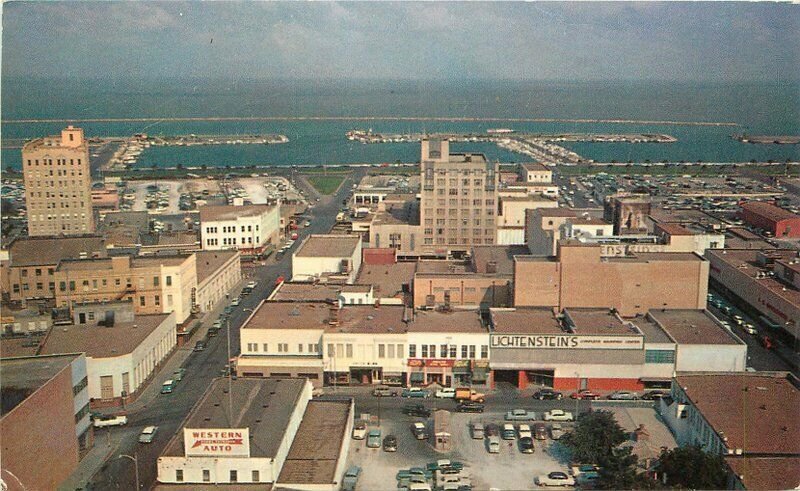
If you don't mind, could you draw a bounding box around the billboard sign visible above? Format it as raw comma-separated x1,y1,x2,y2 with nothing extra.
490,334,642,350
184,428,250,457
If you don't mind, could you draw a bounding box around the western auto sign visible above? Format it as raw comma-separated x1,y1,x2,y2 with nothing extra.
490,334,643,350
184,428,250,457
407,359,455,368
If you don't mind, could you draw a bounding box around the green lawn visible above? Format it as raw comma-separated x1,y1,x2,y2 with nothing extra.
304,174,347,195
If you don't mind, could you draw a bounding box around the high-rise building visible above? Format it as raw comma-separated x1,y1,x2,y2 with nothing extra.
22,126,94,236
419,139,499,254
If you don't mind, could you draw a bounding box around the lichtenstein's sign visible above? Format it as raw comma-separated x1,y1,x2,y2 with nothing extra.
184,428,250,457
490,334,642,350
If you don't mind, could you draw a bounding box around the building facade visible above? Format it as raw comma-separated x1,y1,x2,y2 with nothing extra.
22,126,94,236
419,139,500,254
292,235,362,284
199,203,280,254
739,201,800,238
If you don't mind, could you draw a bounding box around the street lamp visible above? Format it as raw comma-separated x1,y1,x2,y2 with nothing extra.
118,453,140,490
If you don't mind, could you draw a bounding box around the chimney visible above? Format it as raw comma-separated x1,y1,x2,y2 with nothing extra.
328,305,340,326
486,261,497,274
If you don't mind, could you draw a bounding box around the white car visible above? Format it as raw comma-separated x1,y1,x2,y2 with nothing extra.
352,421,367,440
544,409,574,422
230,297,240,306
138,425,158,443
518,424,532,439
550,423,565,440
246,280,257,289
536,471,576,487
744,323,757,335
93,414,128,428
435,388,456,399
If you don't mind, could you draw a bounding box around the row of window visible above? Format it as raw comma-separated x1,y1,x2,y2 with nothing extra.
424,207,495,217
175,469,260,483
245,343,321,354
423,237,494,246
26,158,83,166
409,344,488,359
206,224,260,234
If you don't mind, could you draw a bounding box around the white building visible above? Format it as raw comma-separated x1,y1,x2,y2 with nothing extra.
520,163,553,184
292,235,362,284
40,311,177,402
194,250,242,312
199,202,279,254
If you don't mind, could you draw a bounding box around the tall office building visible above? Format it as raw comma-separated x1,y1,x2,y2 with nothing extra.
22,126,94,236
419,139,499,254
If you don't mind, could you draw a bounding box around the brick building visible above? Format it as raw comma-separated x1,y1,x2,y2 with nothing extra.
739,201,800,238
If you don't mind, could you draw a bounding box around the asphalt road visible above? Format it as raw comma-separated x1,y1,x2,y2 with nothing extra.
86,170,360,490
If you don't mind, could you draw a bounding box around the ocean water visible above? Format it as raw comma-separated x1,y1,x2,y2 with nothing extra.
1,78,798,169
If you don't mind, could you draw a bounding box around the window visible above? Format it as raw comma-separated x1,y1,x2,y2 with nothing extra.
461,345,468,358
230,470,238,483
378,344,386,358
421,345,428,357
449,345,457,358
252,470,260,482
388,344,395,358
645,350,675,364
481,345,489,359
139,296,146,307
397,344,404,358
166,276,172,286
328,343,335,357
409,344,417,357
153,276,159,287
298,344,304,353
35,268,42,276
440,344,448,357
176,470,184,482
346,344,353,358
308,343,315,353
469,345,476,358
202,470,210,482
154,295,160,306
263,343,269,352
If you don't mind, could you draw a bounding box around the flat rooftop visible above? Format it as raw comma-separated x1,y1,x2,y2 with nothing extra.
243,302,332,330
674,372,800,455
270,282,342,302
198,203,275,222
628,315,673,344
195,250,239,284
0,337,44,358
471,245,528,275
9,235,107,267
522,163,550,172
328,306,408,334
40,314,171,358
277,400,351,486
648,310,741,345
356,262,417,299
294,235,360,258
707,249,800,306
1,354,80,416
243,302,408,334
408,310,486,334
740,200,798,222
162,378,308,458
416,260,471,275
372,199,420,226
490,308,562,334
130,255,191,268
563,309,640,336
725,457,800,491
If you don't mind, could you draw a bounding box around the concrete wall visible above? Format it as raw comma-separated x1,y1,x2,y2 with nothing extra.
292,241,362,284
675,344,747,372
414,274,513,308
0,362,81,491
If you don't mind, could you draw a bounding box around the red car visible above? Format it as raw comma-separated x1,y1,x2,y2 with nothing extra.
759,335,774,350
570,390,600,400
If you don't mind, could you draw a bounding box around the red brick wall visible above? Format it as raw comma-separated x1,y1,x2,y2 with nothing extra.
362,248,396,265
775,219,800,238
554,377,644,392
1,366,80,490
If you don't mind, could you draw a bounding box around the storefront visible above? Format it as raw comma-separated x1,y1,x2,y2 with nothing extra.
452,360,471,386
349,366,382,385
407,359,454,387
472,361,490,386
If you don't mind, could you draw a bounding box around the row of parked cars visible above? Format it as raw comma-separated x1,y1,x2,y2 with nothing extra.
472,420,568,455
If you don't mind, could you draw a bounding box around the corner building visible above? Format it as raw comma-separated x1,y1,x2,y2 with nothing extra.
23,126,94,236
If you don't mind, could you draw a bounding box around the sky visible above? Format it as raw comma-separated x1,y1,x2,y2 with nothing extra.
1,1,798,82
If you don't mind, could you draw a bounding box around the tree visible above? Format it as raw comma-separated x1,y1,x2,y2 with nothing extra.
654,446,728,490
562,410,627,464
597,447,643,489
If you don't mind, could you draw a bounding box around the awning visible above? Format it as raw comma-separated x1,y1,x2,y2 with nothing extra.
410,372,424,383
383,372,404,377
472,361,490,381
639,377,672,382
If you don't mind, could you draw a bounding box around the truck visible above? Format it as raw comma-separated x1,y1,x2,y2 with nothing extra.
454,387,486,403
504,409,537,421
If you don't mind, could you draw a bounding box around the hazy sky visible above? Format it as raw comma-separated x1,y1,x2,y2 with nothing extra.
2,1,798,82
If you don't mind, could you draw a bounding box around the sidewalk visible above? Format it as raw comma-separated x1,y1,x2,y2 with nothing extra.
59,427,125,491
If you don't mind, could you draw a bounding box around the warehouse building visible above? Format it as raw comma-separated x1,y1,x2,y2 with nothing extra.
292,235,362,284
739,201,800,238
157,378,352,489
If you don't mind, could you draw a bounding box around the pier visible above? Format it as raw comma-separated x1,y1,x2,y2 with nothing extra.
735,135,800,145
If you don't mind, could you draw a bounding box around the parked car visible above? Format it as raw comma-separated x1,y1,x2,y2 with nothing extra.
487,435,501,453
194,340,206,352
402,387,429,398
92,414,128,428
455,402,484,413
570,389,600,400
502,423,516,440
536,471,576,487
544,409,574,421
383,435,398,452
744,323,758,335
518,424,533,439
532,388,563,400
760,335,774,349
230,297,240,306
372,386,398,397
435,387,456,399
402,404,432,418
471,422,485,440
550,423,565,440
519,436,535,454
505,409,536,421
411,422,428,440
173,368,186,382
608,391,639,400
641,390,668,400
366,429,382,448
246,280,257,289
533,422,548,440
342,466,361,491
138,425,158,443
352,420,367,440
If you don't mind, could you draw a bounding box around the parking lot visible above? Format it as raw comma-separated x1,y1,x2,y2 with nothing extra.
346,406,572,491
